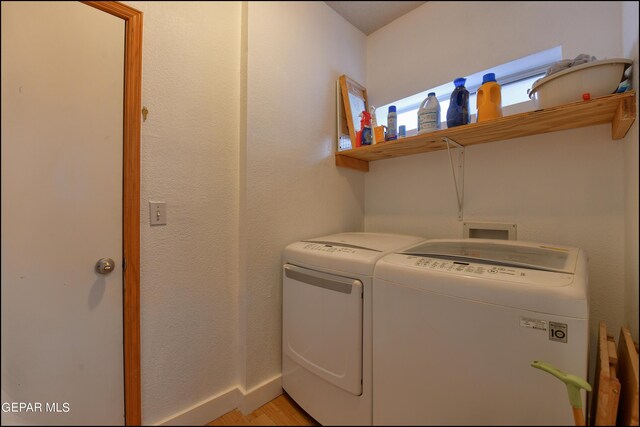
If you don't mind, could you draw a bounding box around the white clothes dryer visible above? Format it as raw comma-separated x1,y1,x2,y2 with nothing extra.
372,238,589,426
282,232,425,426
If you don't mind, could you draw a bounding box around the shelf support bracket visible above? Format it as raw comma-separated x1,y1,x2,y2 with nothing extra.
443,137,465,221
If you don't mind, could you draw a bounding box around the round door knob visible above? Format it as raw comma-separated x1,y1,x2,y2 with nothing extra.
95,258,115,274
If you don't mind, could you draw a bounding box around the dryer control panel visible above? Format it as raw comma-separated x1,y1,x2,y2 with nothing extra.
302,243,359,254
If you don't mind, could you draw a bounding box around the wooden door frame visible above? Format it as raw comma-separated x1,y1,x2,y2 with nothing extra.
81,1,142,425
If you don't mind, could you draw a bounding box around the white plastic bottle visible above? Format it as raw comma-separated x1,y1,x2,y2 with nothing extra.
417,92,441,134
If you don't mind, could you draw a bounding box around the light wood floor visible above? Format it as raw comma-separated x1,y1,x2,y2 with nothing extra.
207,393,320,426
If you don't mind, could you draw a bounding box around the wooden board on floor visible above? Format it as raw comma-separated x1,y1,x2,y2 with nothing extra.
617,326,639,426
591,320,621,426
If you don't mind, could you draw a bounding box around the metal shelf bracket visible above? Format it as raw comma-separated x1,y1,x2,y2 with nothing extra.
443,137,465,221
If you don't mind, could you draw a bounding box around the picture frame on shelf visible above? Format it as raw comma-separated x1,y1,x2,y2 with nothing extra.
337,74,368,151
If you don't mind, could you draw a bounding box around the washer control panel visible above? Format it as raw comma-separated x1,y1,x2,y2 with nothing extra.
403,255,574,287
413,257,520,276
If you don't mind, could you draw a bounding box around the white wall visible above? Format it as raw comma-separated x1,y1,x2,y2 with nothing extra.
120,1,366,423
367,1,623,107
124,2,241,425
242,1,366,391
622,0,639,343
365,0,633,385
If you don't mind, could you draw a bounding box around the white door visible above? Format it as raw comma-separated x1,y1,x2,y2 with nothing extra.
1,2,125,425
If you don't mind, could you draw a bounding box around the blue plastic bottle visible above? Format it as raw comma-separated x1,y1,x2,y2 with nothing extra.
386,106,397,140
446,77,470,128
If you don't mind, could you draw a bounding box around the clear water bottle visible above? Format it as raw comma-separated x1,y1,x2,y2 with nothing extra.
446,78,470,128
417,92,440,134
386,105,397,140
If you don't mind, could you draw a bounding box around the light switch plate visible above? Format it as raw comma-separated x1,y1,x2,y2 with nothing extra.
149,201,166,225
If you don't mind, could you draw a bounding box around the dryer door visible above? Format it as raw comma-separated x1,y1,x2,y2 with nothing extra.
283,264,363,395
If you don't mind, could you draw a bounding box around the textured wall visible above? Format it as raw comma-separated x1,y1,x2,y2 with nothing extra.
124,2,241,424
366,1,623,107
364,0,633,385
242,1,366,390
622,0,639,342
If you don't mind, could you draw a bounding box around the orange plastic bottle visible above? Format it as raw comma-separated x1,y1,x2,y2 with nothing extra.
476,72,502,122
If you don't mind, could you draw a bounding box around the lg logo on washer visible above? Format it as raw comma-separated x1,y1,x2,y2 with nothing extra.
520,317,569,343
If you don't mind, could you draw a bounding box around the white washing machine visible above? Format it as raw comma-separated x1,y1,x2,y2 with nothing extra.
282,232,425,426
372,238,589,426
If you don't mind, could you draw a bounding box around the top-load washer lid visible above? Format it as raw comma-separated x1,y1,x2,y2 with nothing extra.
283,232,425,276
375,239,588,318
403,239,578,274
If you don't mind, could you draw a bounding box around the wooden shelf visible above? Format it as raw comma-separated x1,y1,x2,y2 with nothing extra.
335,91,636,172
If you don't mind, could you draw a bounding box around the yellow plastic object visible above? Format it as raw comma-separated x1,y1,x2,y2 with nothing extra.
477,78,502,122
374,126,385,144
531,360,592,426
